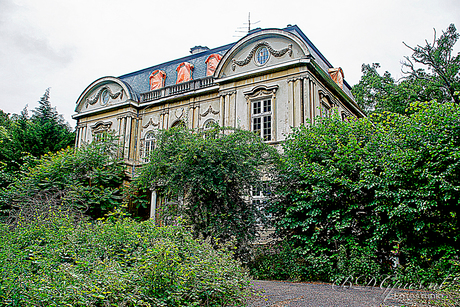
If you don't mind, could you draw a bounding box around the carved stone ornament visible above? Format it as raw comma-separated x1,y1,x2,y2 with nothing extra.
175,108,184,119
85,86,124,108
199,105,220,117
243,85,279,103
90,121,112,134
319,90,335,107
232,42,293,71
142,117,160,129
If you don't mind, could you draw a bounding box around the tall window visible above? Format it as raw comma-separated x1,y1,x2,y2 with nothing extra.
251,182,271,225
321,102,331,118
252,99,272,141
143,131,155,162
320,94,332,118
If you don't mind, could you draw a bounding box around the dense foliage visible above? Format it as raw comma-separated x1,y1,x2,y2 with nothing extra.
1,134,125,219
353,24,460,113
135,126,278,258
262,100,460,283
0,211,250,306
0,89,74,189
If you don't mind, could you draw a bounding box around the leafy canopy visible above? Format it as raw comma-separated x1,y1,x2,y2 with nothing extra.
271,101,460,281
135,126,278,257
353,24,460,113
1,133,126,219
0,88,74,188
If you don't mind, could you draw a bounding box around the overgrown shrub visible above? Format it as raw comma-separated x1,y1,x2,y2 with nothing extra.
0,133,126,219
249,241,381,283
135,126,278,259
0,212,251,306
269,100,460,285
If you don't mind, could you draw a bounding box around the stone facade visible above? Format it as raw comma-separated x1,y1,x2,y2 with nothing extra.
73,25,365,219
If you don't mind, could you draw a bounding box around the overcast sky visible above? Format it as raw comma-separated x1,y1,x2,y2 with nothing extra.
1,0,459,126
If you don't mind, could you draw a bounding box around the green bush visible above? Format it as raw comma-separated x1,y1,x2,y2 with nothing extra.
248,241,381,283
0,212,251,306
269,100,460,284
1,133,126,219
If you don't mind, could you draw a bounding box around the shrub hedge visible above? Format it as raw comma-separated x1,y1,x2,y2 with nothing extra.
0,212,251,306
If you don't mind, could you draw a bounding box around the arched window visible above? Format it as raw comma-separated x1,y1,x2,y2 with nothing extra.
203,119,217,130
143,131,156,162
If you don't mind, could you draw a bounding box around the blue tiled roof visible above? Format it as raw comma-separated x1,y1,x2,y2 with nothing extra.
118,43,234,95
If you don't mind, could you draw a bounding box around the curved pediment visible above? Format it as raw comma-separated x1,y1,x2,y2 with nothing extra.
75,77,137,113
215,29,311,79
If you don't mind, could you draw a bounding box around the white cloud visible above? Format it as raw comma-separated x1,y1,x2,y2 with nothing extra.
0,0,459,125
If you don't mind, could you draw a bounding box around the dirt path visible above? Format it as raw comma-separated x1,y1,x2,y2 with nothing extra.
245,280,413,307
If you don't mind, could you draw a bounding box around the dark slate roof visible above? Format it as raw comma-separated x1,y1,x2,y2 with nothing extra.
118,25,354,99
118,43,234,95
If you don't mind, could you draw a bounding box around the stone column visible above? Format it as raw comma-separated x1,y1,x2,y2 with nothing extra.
303,78,311,125
287,79,294,130
219,95,225,127
75,126,81,148
150,189,157,223
293,79,302,128
124,116,132,160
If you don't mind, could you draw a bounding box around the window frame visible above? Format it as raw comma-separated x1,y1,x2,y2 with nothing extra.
251,182,271,225
143,130,156,162
252,98,273,141
244,85,278,143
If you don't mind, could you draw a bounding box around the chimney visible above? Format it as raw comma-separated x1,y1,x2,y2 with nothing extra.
190,46,209,55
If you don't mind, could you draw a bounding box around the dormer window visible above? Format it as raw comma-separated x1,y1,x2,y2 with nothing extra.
176,62,194,84
205,54,222,76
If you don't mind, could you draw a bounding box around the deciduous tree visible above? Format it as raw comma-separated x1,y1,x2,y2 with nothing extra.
135,126,278,257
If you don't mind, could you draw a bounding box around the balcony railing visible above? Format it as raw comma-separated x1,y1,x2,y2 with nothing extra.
140,77,215,103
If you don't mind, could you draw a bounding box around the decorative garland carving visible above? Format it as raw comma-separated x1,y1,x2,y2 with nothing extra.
142,117,160,129
85,86,124,108
200,105,220,117
90,121,112,134
232,42,293,71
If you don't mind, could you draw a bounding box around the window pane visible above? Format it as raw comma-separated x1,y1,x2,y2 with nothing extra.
253,117,261,135
263,116,271,141
253,101,261,114
263,99,271,113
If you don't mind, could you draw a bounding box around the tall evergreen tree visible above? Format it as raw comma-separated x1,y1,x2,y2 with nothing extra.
28,88,75,156
0,89,75,189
